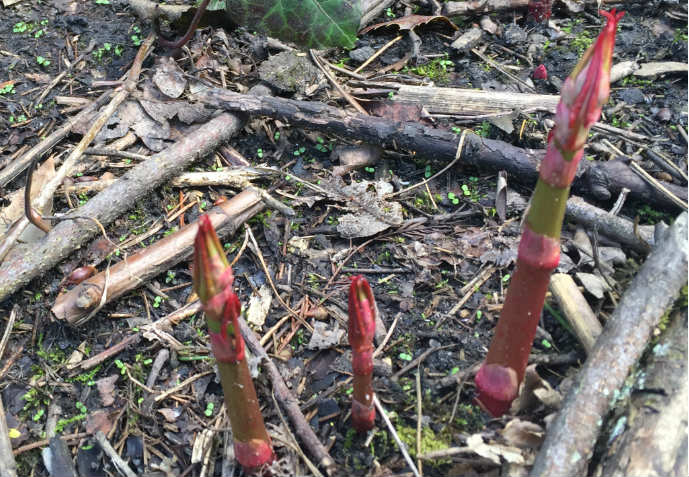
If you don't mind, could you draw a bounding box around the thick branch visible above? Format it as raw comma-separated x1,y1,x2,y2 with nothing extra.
531,212,688,477
0,112,245,304
51,189,263,326
193,88,686,210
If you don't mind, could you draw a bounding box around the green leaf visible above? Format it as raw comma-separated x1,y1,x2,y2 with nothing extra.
226,0,360,49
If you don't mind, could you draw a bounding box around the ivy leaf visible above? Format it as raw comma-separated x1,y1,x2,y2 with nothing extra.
226,0,361,49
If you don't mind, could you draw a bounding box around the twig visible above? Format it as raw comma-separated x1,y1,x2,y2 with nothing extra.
0,396,17,477
608,187,629,215
373,311,400,358
238,315,336,476
373,394,421,477
387,129,468,198
310,50,368,115
415,368,423,475
629,161,688,210
245,225,313,332
0,305,18,361
392,345,457,380
12,432,90,456
0,33,155,261
154,370,213,403
95,431,137,477
354,35,403,74
471,48,535,92
531,212,688,477
0,91,111,188
270,392,325,477
74,334,141,371
33,42,95,109
83,147,150,162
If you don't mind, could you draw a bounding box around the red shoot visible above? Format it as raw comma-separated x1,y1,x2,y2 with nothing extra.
533,64,548,80
475,10,624,417
193,215,275,470
348,275,376,432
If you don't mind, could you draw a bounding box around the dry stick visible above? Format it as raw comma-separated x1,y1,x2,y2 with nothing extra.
237,315,336,476
373,394,421,477
0,33,156,263
565,196,653,254
310,50,368,116
194,88,686,210
0,111,247,304
531,212,688,477
270,392,324,477
154,371,214,403
74,335,141,371
13,432,90,457
415,368,423,476
0,305,18,361
95,431,137,477
388,129,468,198
594,309,687,477
0,91,112,188
0,396,17,477
471,48,536,92
52,189,264,325
549,274,602,354
33,41,96,109
353,35,403,74
629,161,688,210
245,225,313,332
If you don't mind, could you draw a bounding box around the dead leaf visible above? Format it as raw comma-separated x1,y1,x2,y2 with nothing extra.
331,144,381,176
512,364,562,413
158,407,182,423
85,409,118,434
466,433,524,465
500,419,544,449
360,15,459,35
153,56,187,99
246,284,272,328
95,374,119,407
336,180,403,238
307,321,344,350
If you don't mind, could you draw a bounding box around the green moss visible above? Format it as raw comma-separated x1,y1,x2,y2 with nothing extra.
396,424,450,462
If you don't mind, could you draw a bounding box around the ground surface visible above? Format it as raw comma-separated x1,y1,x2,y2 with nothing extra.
0,1,687,476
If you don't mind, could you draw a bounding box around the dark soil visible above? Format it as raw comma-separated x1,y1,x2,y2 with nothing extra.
0,1,686,476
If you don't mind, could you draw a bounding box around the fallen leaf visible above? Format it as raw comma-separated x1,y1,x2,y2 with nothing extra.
307,321,345,350
158,407,182,423
95,374,119,407
466,433,524,465
512,364,562,413
500,418,544,449
495,171,507,222
153,56,187,99
246,284,272,328
360,15,458,35
331,144,381,176
85,409,117,434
